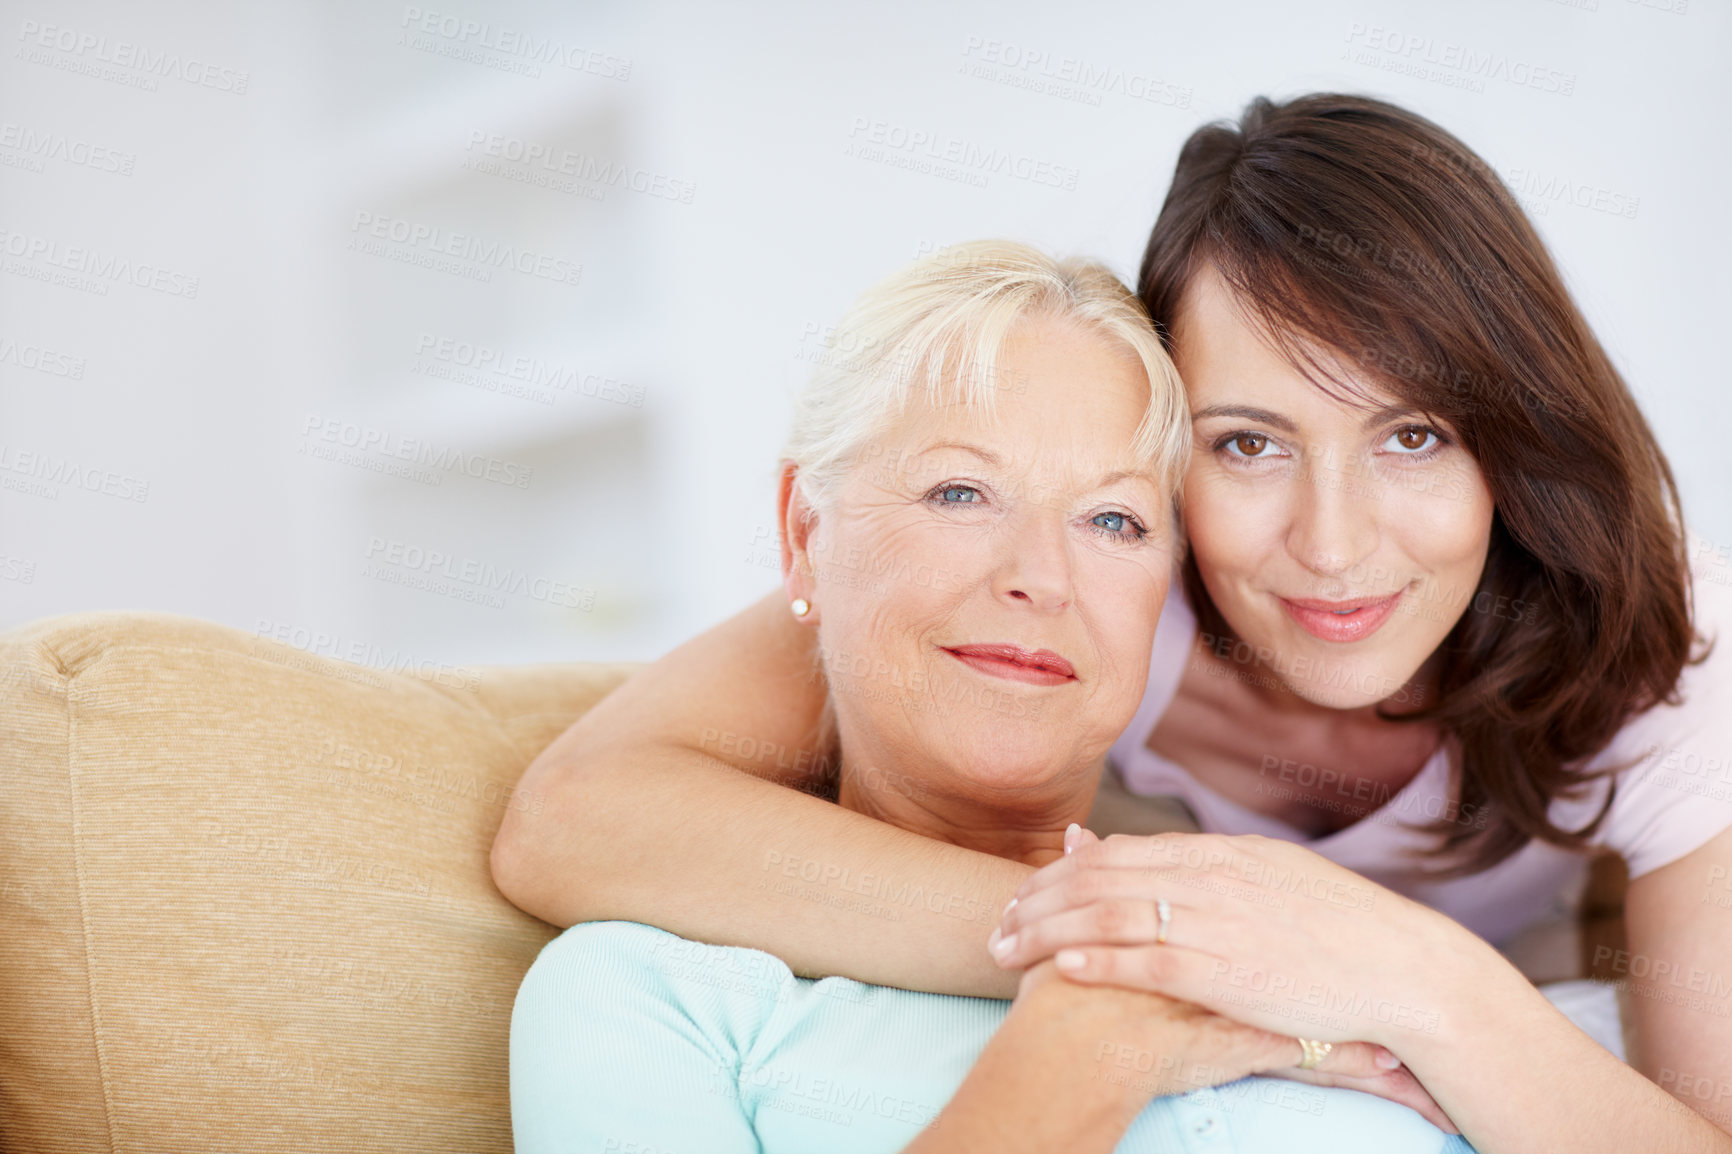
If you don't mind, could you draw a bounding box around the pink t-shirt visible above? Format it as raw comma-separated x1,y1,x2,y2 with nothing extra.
1109,557,1732,945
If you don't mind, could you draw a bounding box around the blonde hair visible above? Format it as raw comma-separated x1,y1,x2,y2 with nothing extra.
784,239,1189,511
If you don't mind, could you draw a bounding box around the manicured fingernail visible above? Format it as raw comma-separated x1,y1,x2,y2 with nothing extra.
1055,949,1086,972
989,933,1018,960
1064,822,1081,854
1376,1050,1402,1070
1003,896,1018,916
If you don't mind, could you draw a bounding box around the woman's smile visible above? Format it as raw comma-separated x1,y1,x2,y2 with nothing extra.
941,643,1079,686
1278,590,1405,644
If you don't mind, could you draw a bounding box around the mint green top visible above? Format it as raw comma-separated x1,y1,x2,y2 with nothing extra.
510,921,1472,1153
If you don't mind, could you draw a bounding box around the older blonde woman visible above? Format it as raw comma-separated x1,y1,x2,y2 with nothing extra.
507,242,1466,1153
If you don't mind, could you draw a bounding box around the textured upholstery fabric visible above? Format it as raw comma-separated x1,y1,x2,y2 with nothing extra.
0,611,636,1152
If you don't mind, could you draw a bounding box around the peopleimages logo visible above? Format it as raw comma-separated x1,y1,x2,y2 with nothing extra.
957,36,1193,109
348,211,582,286
412,334,645,407
0,443,148,502
0,225,200,298
398,7,632,79
844,116,1080,190
1343,22,1576,96
0,122,136,175
300,414,534,489
15,19,251,93
463,131,695,204
363,537,595,611
0,333,85,379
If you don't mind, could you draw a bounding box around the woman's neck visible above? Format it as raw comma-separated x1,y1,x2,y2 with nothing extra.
1152,637,1444,838
834,764,1091,869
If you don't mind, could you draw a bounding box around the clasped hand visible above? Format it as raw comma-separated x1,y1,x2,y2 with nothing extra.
997,829,1464,1134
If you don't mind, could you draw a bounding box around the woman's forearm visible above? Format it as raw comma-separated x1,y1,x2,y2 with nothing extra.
494,743,1026,996
1400,938,1732,1154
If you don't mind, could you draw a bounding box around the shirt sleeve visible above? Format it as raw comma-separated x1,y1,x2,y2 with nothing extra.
1577,565,1732,878
509,921,769,1154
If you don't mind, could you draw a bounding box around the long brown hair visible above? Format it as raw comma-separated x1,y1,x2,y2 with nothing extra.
1139,93,1703,876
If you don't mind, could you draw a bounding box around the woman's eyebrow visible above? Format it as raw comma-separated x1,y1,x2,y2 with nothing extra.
1189,404,1296,432
914,444,1153,495
1092,469,1159,490
1190,403,1422,432
1356,404,1420,429
915,440,1003,466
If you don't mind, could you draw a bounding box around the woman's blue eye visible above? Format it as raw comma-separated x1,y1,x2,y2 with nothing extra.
938,486,981,503
1089,511,1145,540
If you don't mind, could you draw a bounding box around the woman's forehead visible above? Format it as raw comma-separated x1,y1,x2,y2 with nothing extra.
864,421,1165,499
1176,294,1410,422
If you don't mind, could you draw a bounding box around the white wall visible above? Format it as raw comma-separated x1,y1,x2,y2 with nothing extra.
2,0,1724,668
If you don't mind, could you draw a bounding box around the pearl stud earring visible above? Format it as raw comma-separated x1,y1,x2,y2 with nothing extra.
790,598,811,618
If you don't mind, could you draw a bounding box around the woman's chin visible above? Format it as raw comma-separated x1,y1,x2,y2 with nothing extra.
1280,680,1390,712
935,741,1101,796
1271,655,1430,713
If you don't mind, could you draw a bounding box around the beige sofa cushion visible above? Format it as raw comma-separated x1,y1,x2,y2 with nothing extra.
0,611,636,1152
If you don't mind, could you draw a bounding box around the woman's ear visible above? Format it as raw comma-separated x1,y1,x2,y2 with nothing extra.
776,461,820,625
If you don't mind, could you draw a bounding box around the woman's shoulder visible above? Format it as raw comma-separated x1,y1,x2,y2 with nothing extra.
544,918,719,959
510,923,783,1152
513,922,807,1087
533,921,796,1006
1573,556,1732,876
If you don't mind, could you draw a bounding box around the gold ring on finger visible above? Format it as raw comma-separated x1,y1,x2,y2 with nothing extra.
1297,1038,1333,1070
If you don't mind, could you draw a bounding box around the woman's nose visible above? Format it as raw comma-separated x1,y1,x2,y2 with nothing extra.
1286,455,1381,579
993,507,1074,612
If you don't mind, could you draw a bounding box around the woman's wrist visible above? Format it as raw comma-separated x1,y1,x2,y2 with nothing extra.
907,962,1176,1154
1020,968,1199,1114
1375,908,1529,1061
1014,961,1232,1102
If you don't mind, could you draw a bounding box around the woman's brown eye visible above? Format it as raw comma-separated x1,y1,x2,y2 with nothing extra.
1232,433,1267,456
1394,427,1433,451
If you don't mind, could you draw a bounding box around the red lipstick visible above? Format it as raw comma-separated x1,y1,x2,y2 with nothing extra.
942,644,1077,686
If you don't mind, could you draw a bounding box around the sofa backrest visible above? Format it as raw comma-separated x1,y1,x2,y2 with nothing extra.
0,611,636,1152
